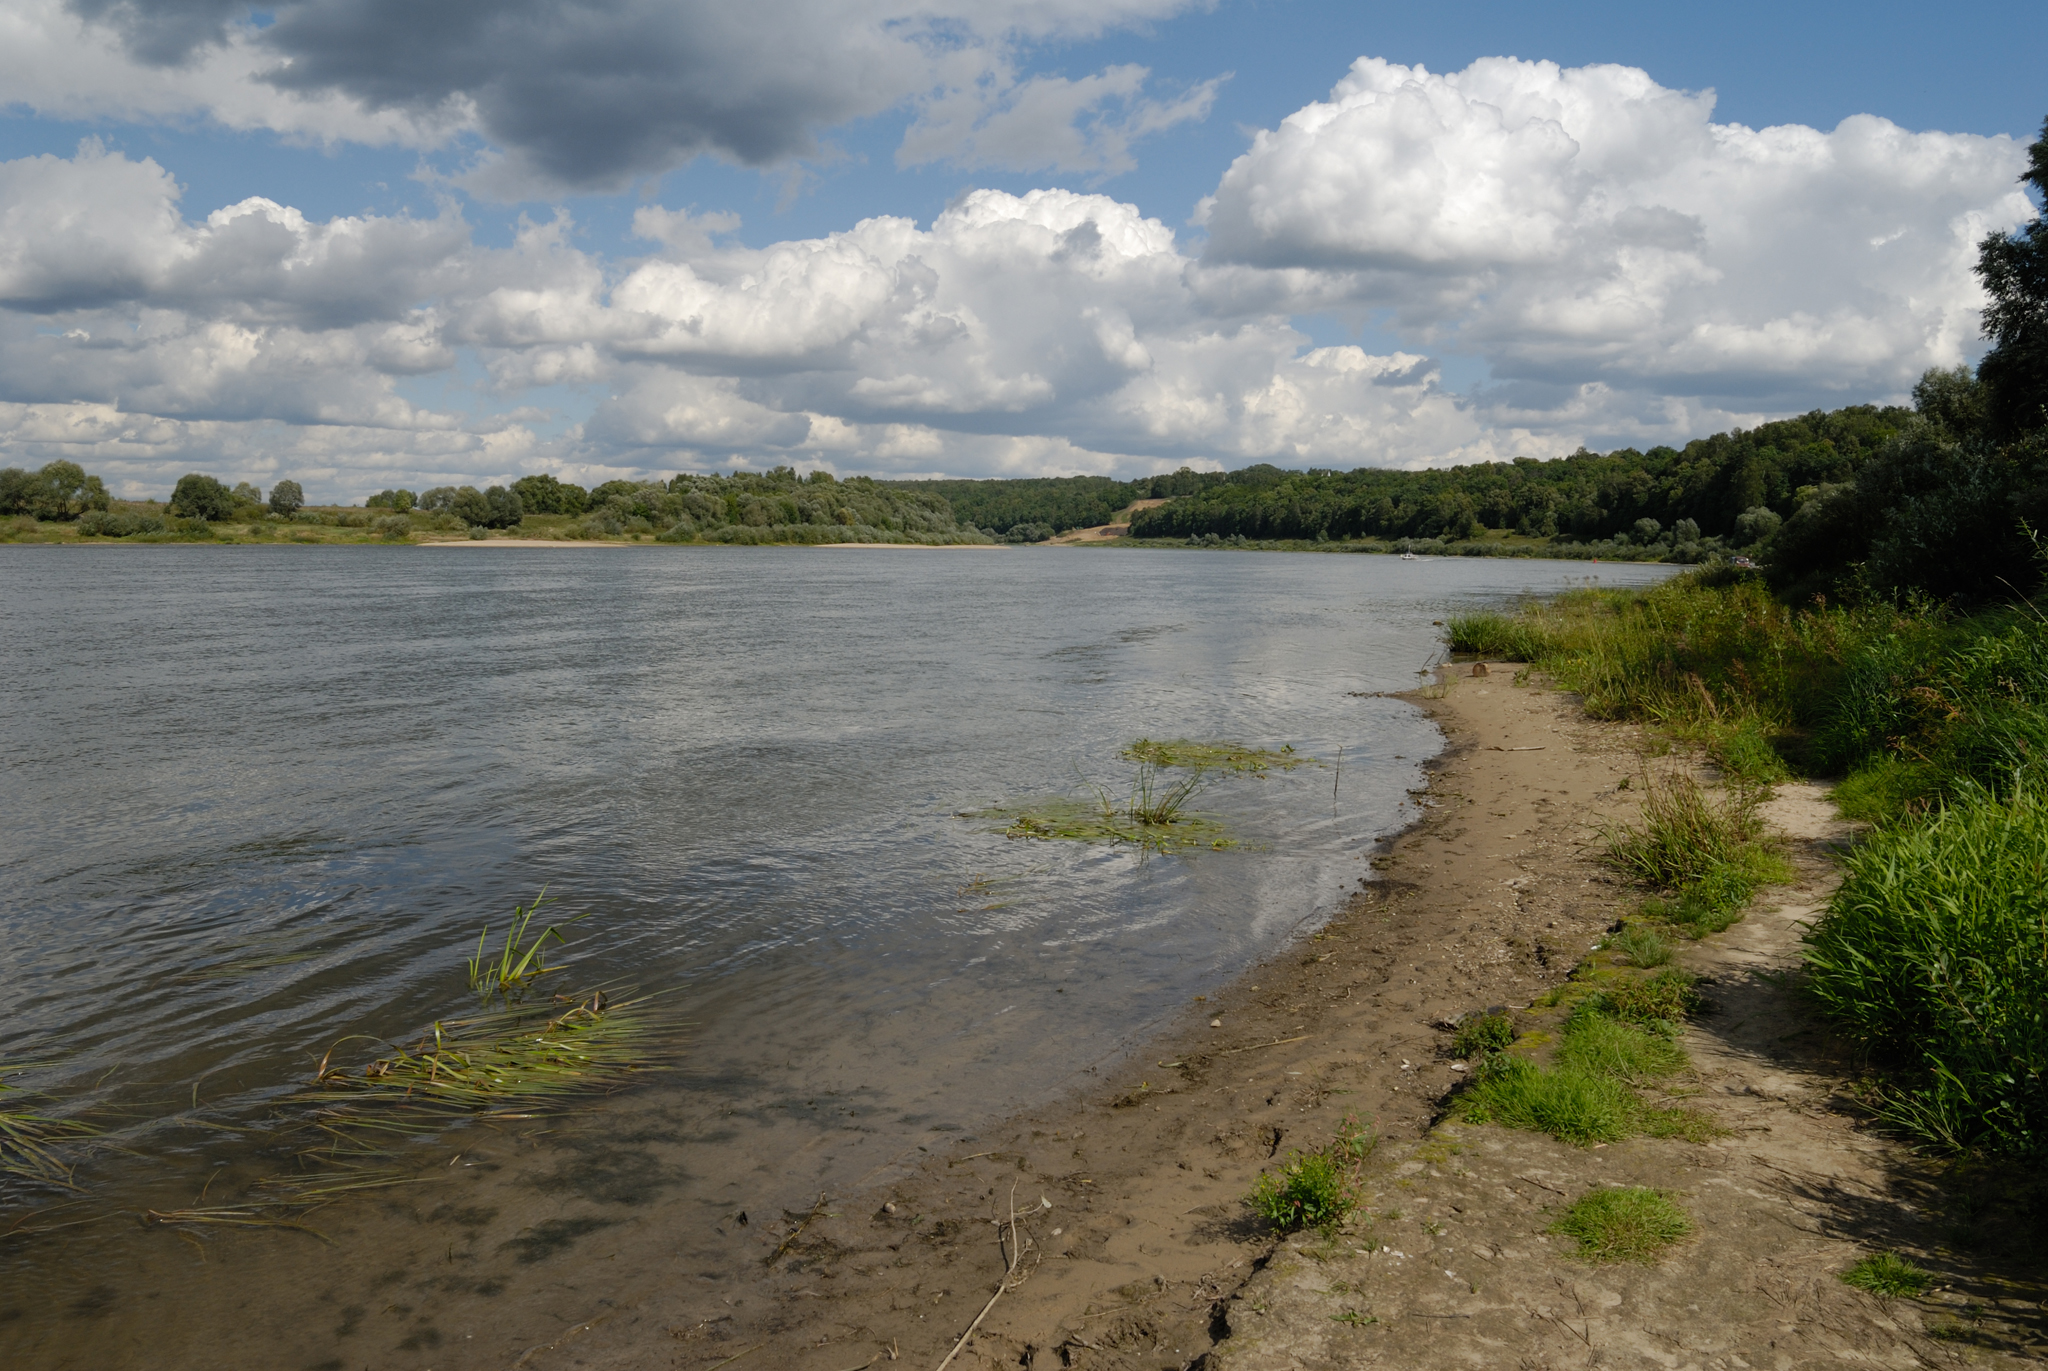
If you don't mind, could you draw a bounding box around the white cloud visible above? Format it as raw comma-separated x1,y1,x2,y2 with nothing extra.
1197,56,2033,405
0,56,2036,500
899,64,1225,176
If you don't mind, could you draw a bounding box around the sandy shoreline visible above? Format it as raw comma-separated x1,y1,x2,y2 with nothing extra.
505,666,2046,1370
515,669,1670,1368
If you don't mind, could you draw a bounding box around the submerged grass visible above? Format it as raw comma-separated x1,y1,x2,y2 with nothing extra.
0,1066,97,1190
969,759,1236,852
1121,739,1316,772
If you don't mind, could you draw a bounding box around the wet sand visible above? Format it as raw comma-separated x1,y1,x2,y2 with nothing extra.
509,665,1662,1369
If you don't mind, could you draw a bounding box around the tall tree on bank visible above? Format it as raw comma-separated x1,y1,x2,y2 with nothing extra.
1976,117,2048,440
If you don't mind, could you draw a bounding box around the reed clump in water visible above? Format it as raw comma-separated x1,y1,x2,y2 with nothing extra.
0,1066,97,1190
970,760,1235,852
466,887,588,1004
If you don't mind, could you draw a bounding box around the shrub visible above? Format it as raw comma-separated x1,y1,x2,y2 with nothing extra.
1839,1251,1933,1298
1551,1188,1692,1264
1451,1012,1516,1059
372,514,413,539
169,473,235,520
77,509,167,537
268,479,304,516
1247,1147,1358,1234
1803,790,2048,1153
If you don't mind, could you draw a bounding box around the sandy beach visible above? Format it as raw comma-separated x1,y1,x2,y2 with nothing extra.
481,664,2045,1370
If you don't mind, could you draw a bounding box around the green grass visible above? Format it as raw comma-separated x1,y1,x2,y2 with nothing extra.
1120,739,1316,772
1610,924,1673,968
1803,789,2048,1154
1459,1056,1640,1145
1839,1251,1933,1297
1594,969,1702,1025
1604,771,1792,937
1550,1187,1692,1263
1451,1012,1517,1059
1555,1011,1686,1083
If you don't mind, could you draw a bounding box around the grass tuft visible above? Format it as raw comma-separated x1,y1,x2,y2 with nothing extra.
1550,1187,1692,1263
1451,1012,1517,1059
1839,1251,1934,1298
1595,969,1702,1025
1458,1056,1639,1146
1247,1114,1374,1235
1555,1011,1686,1084
1611,924,1672,968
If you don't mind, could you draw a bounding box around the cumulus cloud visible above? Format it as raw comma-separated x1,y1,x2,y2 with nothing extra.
31,0,1210,196
0,56,2036,499
1198,56,2034,409
899,64,1226,176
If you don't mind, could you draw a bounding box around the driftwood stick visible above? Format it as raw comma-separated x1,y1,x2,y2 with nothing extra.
764,1193,830,1267
933,1182,1023,1371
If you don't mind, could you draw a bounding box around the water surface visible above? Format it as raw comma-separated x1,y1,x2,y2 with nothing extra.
0,545,1671,1367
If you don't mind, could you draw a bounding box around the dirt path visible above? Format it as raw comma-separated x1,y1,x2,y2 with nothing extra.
537,667,2045,1371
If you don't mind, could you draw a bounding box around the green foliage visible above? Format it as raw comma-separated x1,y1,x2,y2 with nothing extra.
367,488,417,512
1451,1012,1516,1059
450,484,524,528
372,514,413,539
891,471,1205,536
651,468,989,545
1974,117,2048,443
0,460,113,521
268,479,304,516
1804,789,2048,1153
1550,1188,1692,1264
511,473,589,515
169,472,236,520
77,508,168,538
1248,1143,1360,1234
1839,1251,1933,1298
1125,405,1907,545
0,1064,97,1187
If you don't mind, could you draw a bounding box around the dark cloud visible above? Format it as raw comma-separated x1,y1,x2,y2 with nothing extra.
66,0,250,66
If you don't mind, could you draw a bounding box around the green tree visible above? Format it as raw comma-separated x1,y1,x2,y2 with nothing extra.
366,488,417,512
1975,116,2048,440
2,461,113,521
511,473,589,515
451,485,524,528
169,473,235,521
230,481,263,507
268,479,304,516
1912,364,1987,440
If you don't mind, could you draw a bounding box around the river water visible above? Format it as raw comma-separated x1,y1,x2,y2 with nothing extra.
0,544,1671,1368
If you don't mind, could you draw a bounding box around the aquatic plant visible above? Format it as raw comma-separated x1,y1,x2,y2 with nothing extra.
970,760,1235,853
467,888,587,1003
0,1066,96,1189
1120,739,1316,773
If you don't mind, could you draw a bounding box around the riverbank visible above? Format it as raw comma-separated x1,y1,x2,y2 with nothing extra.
494,665,1729,1369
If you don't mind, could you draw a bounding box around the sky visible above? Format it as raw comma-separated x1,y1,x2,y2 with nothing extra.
0,0,2042,501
